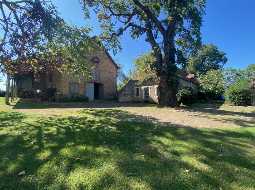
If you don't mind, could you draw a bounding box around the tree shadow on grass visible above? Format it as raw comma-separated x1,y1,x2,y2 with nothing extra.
182,103,255,128
187,102,255,118
13,99,155,109
0,111,25,127
0,109,255,189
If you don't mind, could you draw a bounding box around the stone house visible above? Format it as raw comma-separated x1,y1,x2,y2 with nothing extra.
118,72,199,104
15,49,119,101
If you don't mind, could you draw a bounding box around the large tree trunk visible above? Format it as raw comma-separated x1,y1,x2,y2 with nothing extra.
158,73,178,107
5,74,10,105
158,35,178,107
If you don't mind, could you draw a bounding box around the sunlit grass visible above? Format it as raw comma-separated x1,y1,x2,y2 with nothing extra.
0,106,254,190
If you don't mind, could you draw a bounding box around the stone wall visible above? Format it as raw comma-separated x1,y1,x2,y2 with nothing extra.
95,50,118,99
52,49,118,99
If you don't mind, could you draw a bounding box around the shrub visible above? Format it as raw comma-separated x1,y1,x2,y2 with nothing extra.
177,87,196,106
199,70,225,100
226,79,252,106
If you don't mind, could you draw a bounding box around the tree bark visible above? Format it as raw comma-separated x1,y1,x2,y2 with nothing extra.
158,73,178,107
157,33,178,107
5,74,10,105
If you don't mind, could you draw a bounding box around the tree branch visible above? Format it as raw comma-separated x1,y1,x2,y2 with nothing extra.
132,0,165,34
145,21,162,72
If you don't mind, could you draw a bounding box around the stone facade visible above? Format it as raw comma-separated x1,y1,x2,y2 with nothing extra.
118,76,199,104
16,49,118,101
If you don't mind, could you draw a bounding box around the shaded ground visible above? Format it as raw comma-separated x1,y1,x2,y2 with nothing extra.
6,99,255,128
0,108,255,190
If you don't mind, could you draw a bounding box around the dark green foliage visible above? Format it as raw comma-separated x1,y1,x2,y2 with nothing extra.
187,44,227,75
177,87,196,106
226,79,252,106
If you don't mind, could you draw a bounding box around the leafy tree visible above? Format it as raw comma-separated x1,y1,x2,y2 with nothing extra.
82,0,206,106
0,0,61,104
226,79,251,106
117,70,130,91
246,64,255,79
199,70,225,99
132,52,156,81
0,1,95,104
187,44,227,75
224,64,255,88
224,68,246,88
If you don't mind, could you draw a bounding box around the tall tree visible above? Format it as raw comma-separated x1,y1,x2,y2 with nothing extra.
82,0,206,106
187,44,227,75
0,0,61,104
0,1,95,104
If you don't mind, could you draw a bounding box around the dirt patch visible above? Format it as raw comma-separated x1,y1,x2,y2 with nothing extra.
3,101,255,128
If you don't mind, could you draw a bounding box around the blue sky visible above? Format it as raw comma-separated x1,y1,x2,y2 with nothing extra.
52,0,255,73
1,0,255,89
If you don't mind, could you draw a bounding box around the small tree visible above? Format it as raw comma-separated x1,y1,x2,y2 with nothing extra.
132,53,156,81
226,79,251,106
82,0,206,107
199,70,225,99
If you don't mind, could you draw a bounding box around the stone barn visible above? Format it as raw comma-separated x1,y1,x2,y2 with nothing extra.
15,49,119,101
118,72,199,104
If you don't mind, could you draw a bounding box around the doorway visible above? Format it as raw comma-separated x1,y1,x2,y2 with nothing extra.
143,87,150,102
94,83,104,100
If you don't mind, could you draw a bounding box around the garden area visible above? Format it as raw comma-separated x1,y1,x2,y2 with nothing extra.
0,98,255,190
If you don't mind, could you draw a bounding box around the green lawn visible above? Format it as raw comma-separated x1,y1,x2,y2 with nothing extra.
0,99,255,189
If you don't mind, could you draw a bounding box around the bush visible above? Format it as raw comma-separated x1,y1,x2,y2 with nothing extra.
177,87,196,106
226,79,252,106
199,70,225,100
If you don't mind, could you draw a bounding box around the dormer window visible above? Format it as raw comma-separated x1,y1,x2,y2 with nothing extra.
91,56,100,64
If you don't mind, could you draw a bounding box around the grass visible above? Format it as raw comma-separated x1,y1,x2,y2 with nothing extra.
0,98,255,189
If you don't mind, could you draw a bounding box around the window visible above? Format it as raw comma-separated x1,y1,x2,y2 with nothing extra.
135,87,140,97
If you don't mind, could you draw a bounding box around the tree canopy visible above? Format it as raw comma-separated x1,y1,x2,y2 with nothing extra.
132,52,156,81
224,64,255,88
82,0,206,106
187,44,227,75
0,0,97,78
